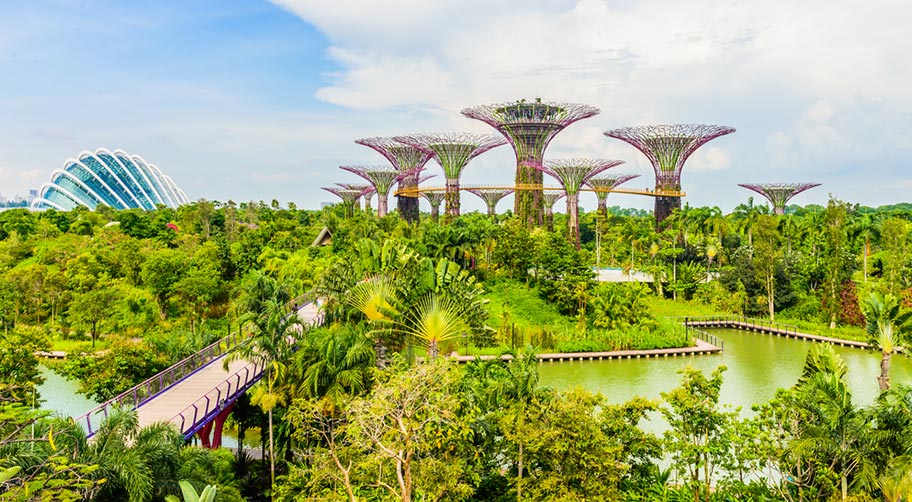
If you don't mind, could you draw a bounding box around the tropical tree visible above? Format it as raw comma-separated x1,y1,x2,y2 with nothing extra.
228,296,303,487
862,292,911,392
397,293,467,359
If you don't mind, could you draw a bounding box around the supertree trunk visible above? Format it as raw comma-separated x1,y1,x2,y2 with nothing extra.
544,206,554,231
655,195,681,228
516,162,544,227
567,193,581,249
487,204,496,217
445,177,460,219
397,174,421,223
430,204,440,221
377,193,389,218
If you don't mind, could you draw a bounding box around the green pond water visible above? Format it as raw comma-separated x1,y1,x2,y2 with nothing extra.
538,328,912,411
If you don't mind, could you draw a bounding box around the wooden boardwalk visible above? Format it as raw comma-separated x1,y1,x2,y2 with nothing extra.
135,302,321,434
450,339,721,363
685,318,869,349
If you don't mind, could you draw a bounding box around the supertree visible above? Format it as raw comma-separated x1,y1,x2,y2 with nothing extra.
322,187,365,217
421,191,446,221
462,99,600,227
340,165,415,218
355,137,434,223
604,124,735,226
395,133,506,220
336,182,374,211
737,182,821,215
542,190,565,231
534,158,625,248
586,174,641,215
467,188,514,217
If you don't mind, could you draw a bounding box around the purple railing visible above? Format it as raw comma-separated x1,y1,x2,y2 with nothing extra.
74,292,323,438
73,330,246,437
172,360,265,437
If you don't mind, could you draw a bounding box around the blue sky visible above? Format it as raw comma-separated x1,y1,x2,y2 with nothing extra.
2,0,910,212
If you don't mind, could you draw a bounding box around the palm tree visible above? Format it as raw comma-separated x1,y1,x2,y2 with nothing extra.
397,293,467,359
862,292,911,392
291,325,376,415
228,298,303,487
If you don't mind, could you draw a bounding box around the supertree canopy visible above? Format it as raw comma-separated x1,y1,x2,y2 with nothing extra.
462,99,600,227
604,124,735,225
534,158,624,248
340,165,414,218
738,182,821,215
420,190,447,221
542,190,566,231
322,187,365,216
467,188,514,217
336,182,375,210
395,133,506,219
586,174,641,214
355,137,434,223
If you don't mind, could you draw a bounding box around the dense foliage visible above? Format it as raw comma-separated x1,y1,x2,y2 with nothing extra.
4,194,912,500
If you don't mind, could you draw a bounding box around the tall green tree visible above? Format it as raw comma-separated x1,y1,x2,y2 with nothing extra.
753,215,783,321
862,292,911,392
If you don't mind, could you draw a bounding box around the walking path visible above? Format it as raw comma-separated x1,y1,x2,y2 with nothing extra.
684,318,869,348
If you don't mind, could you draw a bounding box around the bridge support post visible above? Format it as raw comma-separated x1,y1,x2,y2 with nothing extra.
195,402,235,449
211,402,235,449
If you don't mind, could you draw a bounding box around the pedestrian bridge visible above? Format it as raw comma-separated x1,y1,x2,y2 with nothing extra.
72,299,322,448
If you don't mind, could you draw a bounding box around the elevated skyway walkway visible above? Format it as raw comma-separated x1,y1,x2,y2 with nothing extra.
73,298,322,447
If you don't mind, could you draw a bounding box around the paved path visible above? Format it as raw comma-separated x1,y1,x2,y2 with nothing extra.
135,302,321,432
451,338,721,363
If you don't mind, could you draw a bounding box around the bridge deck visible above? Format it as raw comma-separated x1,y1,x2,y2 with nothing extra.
134,302,321,434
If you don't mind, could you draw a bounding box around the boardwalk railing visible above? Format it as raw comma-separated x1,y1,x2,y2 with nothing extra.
73,330,245,436
686,325,725,350
675,315,868,349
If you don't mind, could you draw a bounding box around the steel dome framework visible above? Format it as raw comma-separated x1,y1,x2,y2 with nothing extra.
32,148,188,211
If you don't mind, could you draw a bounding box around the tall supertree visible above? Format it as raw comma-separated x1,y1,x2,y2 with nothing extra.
395,133,506,220
322,187,365,217
421,191,446,221
586,174,641,215
534,159,624,248
467,188,514,217
336,182,374,211
462,99,600,227
542,190,566,231
355,137,434,223
340,165,415,218
604,124,735,226
738,182,821,215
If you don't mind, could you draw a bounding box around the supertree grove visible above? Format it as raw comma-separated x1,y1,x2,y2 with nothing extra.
542,190,566,231
322,187,365,217
340,165,414,218
586,174,641,215
462,99,600,227
738,182,821,215
355,137,434,223
604,124,735,226
467,188,514,217
534,158,625,248
395,133,506,219
336,182,375,211
421,191,446,221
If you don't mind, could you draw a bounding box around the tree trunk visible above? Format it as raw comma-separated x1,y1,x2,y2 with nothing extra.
269,408,275,487
517,441,523,502
879,351,892,391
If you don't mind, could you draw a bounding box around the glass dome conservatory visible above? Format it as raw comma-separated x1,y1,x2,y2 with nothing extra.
32,148,189,211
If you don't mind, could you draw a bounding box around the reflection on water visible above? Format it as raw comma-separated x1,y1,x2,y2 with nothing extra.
538,328,912,412
37,366,99,418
